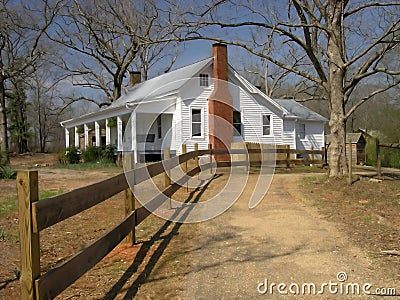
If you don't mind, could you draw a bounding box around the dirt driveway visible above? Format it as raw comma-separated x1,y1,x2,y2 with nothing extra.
1,159,398,299
184,174,398,299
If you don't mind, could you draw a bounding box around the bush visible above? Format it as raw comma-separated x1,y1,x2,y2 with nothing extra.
0,166,17,179
365,137,400,168
101,144,117,163
65,146,81,164
61,145,116,165
81,146,102,163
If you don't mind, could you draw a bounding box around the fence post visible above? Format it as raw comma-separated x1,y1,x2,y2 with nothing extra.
181,144,187,174
125,189,135,244
17,171,40,300
311,146,315,163
348,143,353,185
194,143,199,168
376,138,381,179
164,148,171,188
208,143,213,174
124,153,136,244
182,144,188,192
285,151,290,169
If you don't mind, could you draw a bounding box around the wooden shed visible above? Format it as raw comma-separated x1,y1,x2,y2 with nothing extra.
325,133,366,165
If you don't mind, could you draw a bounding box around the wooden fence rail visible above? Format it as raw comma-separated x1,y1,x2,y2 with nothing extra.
18,143,325,299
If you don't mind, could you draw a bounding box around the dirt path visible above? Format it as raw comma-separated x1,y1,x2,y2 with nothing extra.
184,174,398,299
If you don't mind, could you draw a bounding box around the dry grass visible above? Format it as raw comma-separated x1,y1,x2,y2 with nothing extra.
299,174,400,280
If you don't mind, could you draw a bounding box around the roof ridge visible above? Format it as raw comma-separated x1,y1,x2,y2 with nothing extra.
127,56,214,92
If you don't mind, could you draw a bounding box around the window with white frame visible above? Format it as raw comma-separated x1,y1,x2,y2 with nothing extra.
233,110,242,136
262,114,272,136
191,108,202,137
298,123,306,139
199,74,209,87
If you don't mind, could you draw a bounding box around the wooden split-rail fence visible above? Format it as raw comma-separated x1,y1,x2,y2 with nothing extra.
18,143,325,299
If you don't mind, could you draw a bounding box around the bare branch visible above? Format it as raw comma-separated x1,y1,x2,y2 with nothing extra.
345,79,400,119
344,2,400,18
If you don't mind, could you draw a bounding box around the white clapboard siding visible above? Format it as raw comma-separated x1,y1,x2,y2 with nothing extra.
171,98,182,152
179,84,212,152
240,90,283,144
295,121,325,151
282,120,296,149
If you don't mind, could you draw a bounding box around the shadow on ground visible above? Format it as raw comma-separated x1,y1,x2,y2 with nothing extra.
103,174,221,299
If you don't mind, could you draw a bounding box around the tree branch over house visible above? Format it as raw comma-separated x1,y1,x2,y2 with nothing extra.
171,0,400,177
47,0,179,109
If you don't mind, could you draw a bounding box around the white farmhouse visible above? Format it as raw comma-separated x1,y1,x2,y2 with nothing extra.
61,44,327,163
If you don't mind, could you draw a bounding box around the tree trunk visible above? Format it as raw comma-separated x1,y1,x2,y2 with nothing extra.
327,0,348,177
37,87,45,152
0,66,9,164
19,96,30,153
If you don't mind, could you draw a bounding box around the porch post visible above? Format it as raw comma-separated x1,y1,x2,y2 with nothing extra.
131,112,137,163
117,116,123,151
74,126,79,148
65,128,70,148
106,120,111,145
95,121,101,147
84,124,89,150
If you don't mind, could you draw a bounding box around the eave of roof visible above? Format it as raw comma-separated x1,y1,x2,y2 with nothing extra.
61,57,214,127
228,67,288,116
274,99,328,122
110,57,214,108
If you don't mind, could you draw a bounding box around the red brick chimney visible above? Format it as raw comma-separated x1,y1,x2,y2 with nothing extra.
129,71,141,88
208,43,233,161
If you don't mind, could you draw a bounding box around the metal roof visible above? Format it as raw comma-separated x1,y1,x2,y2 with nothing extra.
274,99,328,122
326,133,365,144
62,56,328,126
110,57,214,108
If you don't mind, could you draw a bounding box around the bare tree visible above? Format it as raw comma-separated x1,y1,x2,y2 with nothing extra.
26,66,67,153
49,0,178,109
133,42,179,82
0,0,61,163
175,0,400,177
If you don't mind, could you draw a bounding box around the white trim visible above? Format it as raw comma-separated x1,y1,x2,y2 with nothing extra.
74,126,79,148
199,73,209,87
61,106,129,128
229,67,287,115
95,122,101,147
298,123,306,140
262,114,273,136
190,106,204,139
131,112,137,163
106,123,111,145
125,96,178,109
117,116,123,151
65,128,70,148
84,124,89,150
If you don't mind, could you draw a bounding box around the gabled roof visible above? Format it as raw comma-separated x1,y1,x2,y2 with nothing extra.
229,68,288,115
62,54,327,127
326,133,365,144
110,57,214,108
274,99,328,122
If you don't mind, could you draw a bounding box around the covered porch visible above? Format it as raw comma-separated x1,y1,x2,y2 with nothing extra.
61,109,174,164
